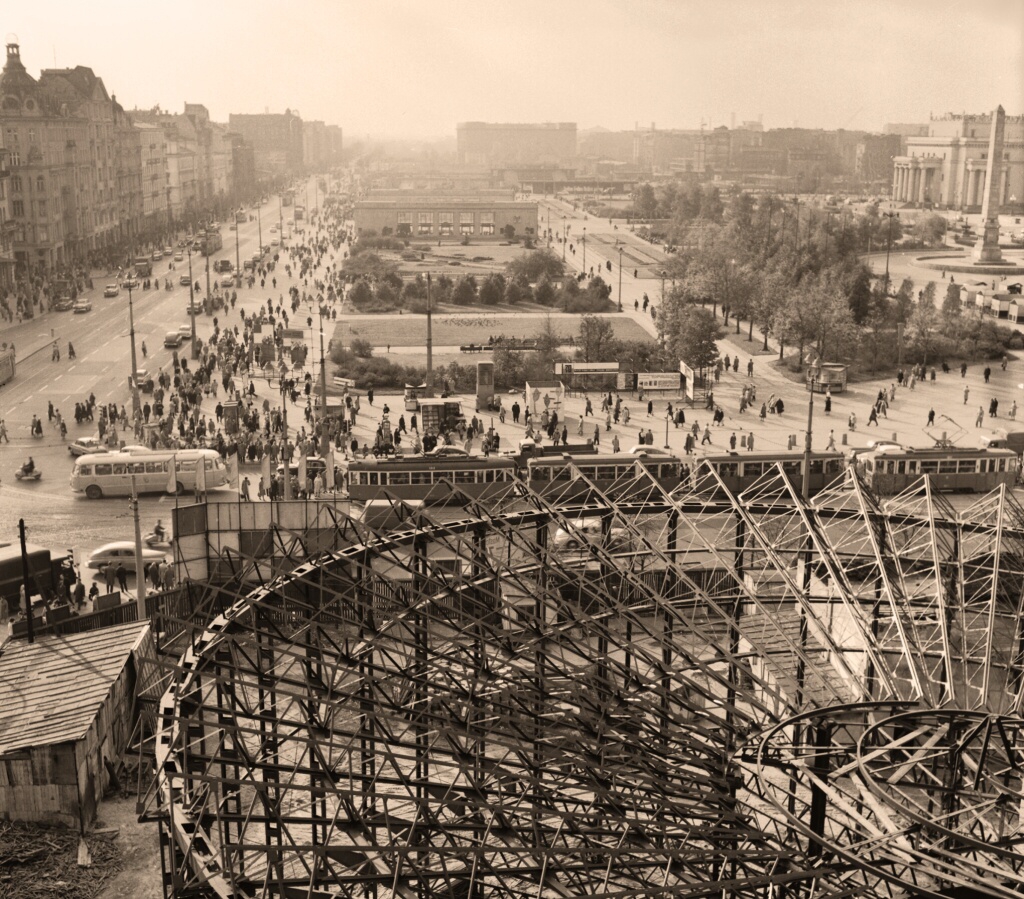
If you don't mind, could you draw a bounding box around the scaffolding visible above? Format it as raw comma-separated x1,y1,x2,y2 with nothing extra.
139,465,1024,897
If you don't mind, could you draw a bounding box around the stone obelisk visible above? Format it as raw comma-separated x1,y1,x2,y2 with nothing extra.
974,105,1005,263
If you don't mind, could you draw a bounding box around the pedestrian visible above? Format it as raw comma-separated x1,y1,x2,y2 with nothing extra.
747,359,754,377
868,407,878,426
701,426,712,445
848,412,857,431
647,399,653,416
1011,401,1017,421
104,563,117,593
593,424,601,447
0,420,8,443
964,385,970,404
976,406,985,428
826,430,836,451
611,434,620,453
824,395,832,415
729,432,737,450
241,475,251,501
927,409,935,427
115,562,128,593
984,366,991,384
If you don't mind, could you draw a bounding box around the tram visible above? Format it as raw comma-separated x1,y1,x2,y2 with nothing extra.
855,445,1019,494
691,451,846,498
525,451,684,500
344,455,517,504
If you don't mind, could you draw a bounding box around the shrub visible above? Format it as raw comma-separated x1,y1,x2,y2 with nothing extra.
350,338,374,358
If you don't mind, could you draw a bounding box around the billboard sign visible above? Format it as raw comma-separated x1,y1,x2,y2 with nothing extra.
679,362,695,402
638,372,681,392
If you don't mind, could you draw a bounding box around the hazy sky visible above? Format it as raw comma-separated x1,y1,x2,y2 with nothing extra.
5,0,1022,138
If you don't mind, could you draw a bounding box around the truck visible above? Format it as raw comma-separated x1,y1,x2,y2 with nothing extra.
0,542,74,611
134,256,153,278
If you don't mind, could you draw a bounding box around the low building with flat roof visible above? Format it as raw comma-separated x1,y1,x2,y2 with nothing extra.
354,194,538,239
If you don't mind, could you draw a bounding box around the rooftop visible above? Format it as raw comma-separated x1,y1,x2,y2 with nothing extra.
0,621,150,754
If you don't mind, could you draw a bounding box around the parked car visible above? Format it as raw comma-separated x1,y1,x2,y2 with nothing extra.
53,297,74,311
69,435,108,457
164,331,183,348
87,541,167,575
103,284,120,298
72,298,92,313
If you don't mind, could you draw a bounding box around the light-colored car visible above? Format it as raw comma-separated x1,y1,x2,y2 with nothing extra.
426,446,469,457
271,237,280,246
53,297,74,311
219,277,235,289
151,250,163,261
164,331,183,348
72,298,92,313
178,325,192,340
179,274,192,286
103,284,120,297
69,435,108,457
174,252,183,262
123,277,139,289
87,541,167,575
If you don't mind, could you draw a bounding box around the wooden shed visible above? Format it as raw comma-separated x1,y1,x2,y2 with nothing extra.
0,621,153,829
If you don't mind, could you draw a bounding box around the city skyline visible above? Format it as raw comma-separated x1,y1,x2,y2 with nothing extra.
4,0,1022,139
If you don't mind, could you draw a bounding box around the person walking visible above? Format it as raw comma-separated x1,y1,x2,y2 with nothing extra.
104,563,117,594
115,562,128,593
927,408,935,427
241,476,251,501
826,430,837,451
964,385,970,404
976,406,985,428
701,425,712,445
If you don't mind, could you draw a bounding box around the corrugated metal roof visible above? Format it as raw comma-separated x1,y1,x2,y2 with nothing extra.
0,622,150,754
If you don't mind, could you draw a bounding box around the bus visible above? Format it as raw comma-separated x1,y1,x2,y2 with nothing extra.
294,205,305,222
692,451,846,498
70,448,229,499
344,455,517,505
855,445,1019,495
525,451,683,500
200,229,223,256
133,256,153,278
282,190,294,207
0,347,14,387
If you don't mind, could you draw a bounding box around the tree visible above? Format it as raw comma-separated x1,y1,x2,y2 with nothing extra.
479,273,506,306
451,276,478,306
533,275,556,307
577,314,615,363
912,214,947,246
350,338,374,358
502,224,516,240
658,300,720,381
635,183,657,219
348,280,374,309
504,280,526,305
506,249,564,285
942,281,962,317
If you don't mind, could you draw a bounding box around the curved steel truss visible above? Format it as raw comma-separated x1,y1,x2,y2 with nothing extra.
146,466,1024,897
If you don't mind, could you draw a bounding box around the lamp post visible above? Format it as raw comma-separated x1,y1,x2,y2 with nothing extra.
127,282,141,423
802,362,820,502
883,205,899,297
661,269,666,305
617,246,623,312
318,311,329,457
664,413,670,450
187,244,197,358
562,217,567,262
582,227,587,275
257,202,263,255
234,216,241,288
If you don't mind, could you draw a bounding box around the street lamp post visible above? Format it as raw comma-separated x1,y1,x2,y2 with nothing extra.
802,362,819,502
617,246,623,312
257,202,263,255
187,245,197,358
127,283,141,423
318,312,329,457
582,227,587,275
883,206,899,296
562,218,567,262
235,214,241,285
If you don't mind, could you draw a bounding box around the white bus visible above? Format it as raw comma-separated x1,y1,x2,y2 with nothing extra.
70,448,229,499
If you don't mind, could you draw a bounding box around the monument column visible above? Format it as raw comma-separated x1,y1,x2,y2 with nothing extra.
899,166,908,201
974,105,1006,263
966,166,976,207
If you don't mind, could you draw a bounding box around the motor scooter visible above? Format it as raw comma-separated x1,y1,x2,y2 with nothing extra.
15,466,41,481
144,531,172,549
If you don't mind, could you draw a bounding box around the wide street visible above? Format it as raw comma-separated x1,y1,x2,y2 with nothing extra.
4,179,1024,598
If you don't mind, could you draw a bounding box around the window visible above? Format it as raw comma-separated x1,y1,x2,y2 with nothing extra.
454,469,475,484
9,151,19,166
389,471,410,485
717,462,738,478
480,211,495,236
460,211,474,234
37,226,47,242
743,462,764,477
145,461,166,474
411,470,432,485
417,211,433,235
920,461,939,474
35,176,44,193
94,463,113,477
938,460,957,474
438,212,454,236
11,200,23,217
37,200,46,217
10,176,21,192
78,465,92,476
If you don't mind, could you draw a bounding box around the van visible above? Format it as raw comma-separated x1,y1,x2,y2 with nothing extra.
981,430,1024,457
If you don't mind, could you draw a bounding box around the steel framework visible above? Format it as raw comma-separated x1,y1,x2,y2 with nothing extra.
141,465,1024,897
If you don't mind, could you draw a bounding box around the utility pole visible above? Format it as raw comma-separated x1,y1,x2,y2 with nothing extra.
187,245,197,358
130,476,146,607
127,284,141,421
257,202,263,255
319,313,329,456
618,246,623,312
425,273,434,395
802,365,819,502
235,215,241,286
19,519,34,644
281,380,292,501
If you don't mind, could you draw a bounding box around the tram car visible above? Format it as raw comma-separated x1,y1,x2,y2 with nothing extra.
344,455,517,505
855,445,1019,494
525,450,684,501
691,451,847,498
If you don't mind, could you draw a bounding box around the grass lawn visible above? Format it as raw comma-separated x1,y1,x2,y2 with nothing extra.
333,313,653,348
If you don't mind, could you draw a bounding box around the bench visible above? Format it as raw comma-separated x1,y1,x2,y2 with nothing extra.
333,376,355,389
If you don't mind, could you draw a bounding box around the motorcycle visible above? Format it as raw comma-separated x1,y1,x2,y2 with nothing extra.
15,466,41,481
144,532,172,548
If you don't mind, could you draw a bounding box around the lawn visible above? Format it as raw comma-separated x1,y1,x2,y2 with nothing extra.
332,313,653,349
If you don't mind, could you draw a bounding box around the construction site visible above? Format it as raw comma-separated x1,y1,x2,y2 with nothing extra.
77,460,1023,899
